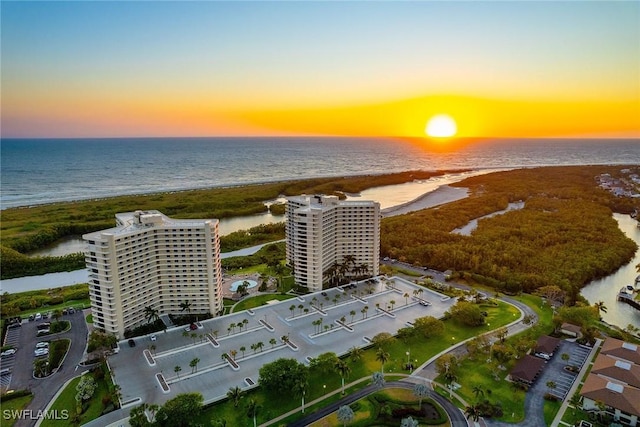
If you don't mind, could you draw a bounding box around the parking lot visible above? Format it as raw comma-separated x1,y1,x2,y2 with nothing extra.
108,275,456,408
1,324,22,389
545,341,591,400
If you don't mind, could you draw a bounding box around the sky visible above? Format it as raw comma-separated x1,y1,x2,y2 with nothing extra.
1,1,639,139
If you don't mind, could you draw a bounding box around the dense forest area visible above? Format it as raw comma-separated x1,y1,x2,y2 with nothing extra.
0,170,453,279
381,165,640,300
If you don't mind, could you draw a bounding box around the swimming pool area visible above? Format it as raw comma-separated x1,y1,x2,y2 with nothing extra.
229,279,258,292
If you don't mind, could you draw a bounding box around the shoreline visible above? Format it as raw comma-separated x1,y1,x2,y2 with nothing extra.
1,168,471,211
0,182,473,294
381,185,469,217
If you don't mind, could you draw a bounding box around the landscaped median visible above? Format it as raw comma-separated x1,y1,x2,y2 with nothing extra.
39,363,119,427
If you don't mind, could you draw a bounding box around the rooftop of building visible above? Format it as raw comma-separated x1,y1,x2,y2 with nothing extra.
287,194,380,211
84,210,218,239
601,337,640,365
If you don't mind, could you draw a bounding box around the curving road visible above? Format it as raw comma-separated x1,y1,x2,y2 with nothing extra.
287,379,468,427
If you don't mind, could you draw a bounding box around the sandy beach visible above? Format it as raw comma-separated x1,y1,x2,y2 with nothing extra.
382,185,469,217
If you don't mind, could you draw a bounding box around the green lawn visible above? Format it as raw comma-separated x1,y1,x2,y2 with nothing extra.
231,294,295,312
41,369,114,427
1,395,34,427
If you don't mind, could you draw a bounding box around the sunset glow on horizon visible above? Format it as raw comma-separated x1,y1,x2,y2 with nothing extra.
1,2,638,139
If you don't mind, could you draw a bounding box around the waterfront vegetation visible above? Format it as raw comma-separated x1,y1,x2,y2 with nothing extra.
382,165,639,298
0,283,89,319
0,170,451,279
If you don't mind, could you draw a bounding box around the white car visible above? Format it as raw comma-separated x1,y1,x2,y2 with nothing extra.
34,348,49,357
36,342,49,349
1,349,17,357
150,334,157,341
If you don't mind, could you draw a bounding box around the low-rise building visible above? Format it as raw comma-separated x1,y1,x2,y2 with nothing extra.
581,338,640,426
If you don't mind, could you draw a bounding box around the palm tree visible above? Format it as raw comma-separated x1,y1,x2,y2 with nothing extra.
376,348,390,373
189,357,200,373
182,330,189,339
251,343,257,353
337,405,355,427
144,305,159,324
230,349,237,360
290,304,296,318
389,300,396,310
561,352,570,366
413,383,429,409
179,300,192,316
150,344,156,355
349,310,356,323
335,359,351,395
472,385,484,400
360,307,367,320
227,386,242,407
243,318,249,330
348,346,363,363
465,404,481,422
256,341,264,352
174,365,182,379
594,300,608,314
403,292,410,305
569,392,582,414
240,346,246,357
190,332,197,344
546,380,557,396
269,338,277,348
246,398,259,427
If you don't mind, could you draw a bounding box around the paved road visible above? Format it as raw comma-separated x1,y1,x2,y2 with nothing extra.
286,379,468,427
9,310,90,427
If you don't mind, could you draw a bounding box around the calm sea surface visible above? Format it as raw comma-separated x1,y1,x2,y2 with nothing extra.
2,137,638,209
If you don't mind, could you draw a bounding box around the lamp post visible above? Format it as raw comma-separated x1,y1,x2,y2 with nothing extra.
406,350,411,372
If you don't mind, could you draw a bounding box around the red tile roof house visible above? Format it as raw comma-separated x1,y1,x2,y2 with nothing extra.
508,355,546,386
581,338,640,426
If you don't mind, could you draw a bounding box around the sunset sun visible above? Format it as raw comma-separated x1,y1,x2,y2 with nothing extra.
425,114,457,138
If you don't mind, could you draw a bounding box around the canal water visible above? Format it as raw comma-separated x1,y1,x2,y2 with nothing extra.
580,213,640,329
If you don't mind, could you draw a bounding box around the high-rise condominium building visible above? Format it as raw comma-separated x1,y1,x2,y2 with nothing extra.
83,210,223,338
285,195,380,291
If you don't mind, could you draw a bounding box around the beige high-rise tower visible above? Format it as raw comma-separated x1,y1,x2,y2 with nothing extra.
83,210,223,339
285,195,380,292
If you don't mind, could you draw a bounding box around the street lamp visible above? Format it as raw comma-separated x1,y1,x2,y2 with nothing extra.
406,350,411,372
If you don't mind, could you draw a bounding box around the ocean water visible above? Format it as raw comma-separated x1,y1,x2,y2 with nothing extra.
1,137,639,209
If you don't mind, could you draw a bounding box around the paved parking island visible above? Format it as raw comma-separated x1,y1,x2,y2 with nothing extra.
108,276,457,408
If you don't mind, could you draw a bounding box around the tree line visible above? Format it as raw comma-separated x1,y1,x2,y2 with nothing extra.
381,166,639,299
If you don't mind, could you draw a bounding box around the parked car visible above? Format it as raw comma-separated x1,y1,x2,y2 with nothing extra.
37,323,51,330
34,313,42,321
128,339,136,348
36,342,49,349
36,329,50,336
1,349,17,357
34,348,49,357
150,334,157,341
68,307,75,314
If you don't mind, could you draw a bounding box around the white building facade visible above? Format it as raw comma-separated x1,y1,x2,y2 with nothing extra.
285,195,380,291
83,210,223,338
